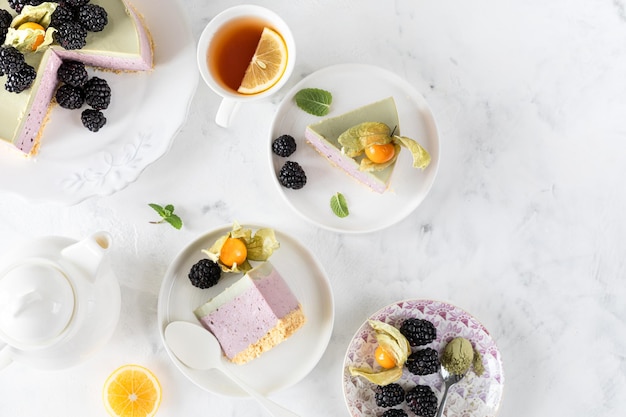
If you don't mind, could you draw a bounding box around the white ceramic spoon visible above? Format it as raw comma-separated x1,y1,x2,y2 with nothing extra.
164,321,300,417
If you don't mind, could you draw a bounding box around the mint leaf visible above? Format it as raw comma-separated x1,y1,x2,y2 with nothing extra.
149,203,183,230
295,88,332,116
164,214,183,230
330,192,349,218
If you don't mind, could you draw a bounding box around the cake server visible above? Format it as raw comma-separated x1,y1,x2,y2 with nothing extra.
164,320,300,417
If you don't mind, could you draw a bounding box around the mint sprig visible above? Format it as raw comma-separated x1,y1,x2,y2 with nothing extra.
149,203,183,230
295,88,332,116
330,192,349,218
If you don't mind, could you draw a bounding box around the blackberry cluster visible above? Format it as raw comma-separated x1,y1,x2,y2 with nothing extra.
55,84,84,109
374,383,405,408
405,385,438,417
54,60,112,131
381,410,408,417
399,318,437,347
272,134,297,157
57,60,89,87
188,259,222,289
53,20,87,50
50,5,76,29
84,76,111,110
7,0,44,13
278,161,307,189
0,46,35,93
77,4,107,32
0,9,11,44
49,0,109,49
81,108,106,132
406,347,440,376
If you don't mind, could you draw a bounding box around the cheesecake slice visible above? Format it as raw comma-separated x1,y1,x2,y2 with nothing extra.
0,0,153,156
305,97,400,193
194,261,306,364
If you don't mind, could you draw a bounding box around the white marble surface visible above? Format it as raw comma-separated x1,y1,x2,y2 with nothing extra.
1,0,625,416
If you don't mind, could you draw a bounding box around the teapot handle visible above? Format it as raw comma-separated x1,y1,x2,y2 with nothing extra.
0,345,13,370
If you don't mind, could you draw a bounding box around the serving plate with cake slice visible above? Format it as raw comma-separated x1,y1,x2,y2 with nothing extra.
269,63,440,233
157,223,335,397
0,0,197,204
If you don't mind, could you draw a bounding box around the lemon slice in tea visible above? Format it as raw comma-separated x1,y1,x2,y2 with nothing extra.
238,27,288,94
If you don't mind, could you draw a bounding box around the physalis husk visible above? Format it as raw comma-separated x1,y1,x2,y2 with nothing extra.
202,221,280,273
348,320,411,386
337,122,431,172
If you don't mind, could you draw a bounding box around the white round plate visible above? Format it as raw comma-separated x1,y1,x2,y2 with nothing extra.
0,0,197,205
158,224,335,397
343,299,504,417
269,64,440,233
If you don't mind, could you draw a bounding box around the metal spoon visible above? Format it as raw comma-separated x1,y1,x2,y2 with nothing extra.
435,366,465,417
164,321,300,417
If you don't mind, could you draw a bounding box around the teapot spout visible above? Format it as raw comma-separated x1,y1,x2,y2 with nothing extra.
60,232,112,282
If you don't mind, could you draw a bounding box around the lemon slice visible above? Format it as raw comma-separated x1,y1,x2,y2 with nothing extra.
238,27,288,94
103,364,162,417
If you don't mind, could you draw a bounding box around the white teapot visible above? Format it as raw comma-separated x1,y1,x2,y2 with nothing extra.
0,232,121,370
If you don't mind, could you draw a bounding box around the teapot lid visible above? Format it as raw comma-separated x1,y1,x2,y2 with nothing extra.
0,261,75,348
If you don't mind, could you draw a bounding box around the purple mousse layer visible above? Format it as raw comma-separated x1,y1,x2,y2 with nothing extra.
196,265,299,361
16,54,63,154
305,128,389,193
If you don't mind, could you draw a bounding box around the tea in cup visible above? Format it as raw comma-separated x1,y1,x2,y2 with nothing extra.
197,5,296,127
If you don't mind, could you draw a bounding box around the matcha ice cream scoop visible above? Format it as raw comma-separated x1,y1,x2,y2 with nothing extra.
441,337,474,375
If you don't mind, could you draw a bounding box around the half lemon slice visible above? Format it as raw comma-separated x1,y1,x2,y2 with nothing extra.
238,27,288,95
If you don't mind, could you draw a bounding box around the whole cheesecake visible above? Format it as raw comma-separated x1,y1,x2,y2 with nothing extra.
194,261,306,365
0,0,153,156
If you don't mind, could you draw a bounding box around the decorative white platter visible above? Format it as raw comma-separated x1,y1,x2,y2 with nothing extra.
0,0,198,205
157,224,335,397
343,299,504,417
269,63,440,233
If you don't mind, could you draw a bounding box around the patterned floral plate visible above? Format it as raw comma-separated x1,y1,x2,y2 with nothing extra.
343,299,504,417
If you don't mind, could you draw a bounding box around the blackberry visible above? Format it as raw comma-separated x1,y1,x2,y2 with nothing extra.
64,0,89,6
8,0,44,13
272,134,296,157
55,84,84,109
405,385,438,417
406,347,440,375
188,259,221,289
81,109,106,132
5,64,36,93
0,46,26,77
381,410,408,417
278,161,307,189
0,9,11,44
53,20,87,50
84,76,111,110
7,0,27,13
77,4,108,32
399,318,436,347
374,383,405,408
50,5,76,29
57,60,88,87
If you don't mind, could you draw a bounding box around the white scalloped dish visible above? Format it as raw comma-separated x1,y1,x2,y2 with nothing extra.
0,0,197,205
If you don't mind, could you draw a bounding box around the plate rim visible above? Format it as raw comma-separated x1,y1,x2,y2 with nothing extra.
268,62,441,234
157,222,335,397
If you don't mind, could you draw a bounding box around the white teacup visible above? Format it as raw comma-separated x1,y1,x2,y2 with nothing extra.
197,5,296,128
